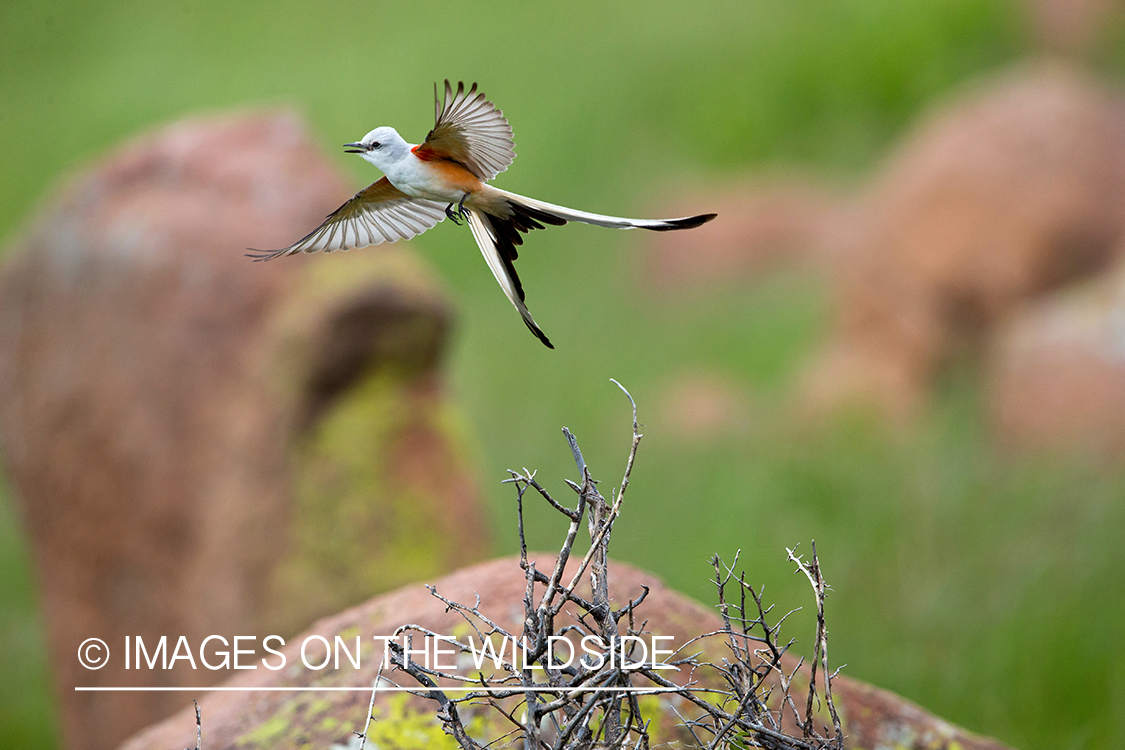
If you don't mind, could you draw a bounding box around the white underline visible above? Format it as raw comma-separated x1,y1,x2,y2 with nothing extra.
74,686,681,693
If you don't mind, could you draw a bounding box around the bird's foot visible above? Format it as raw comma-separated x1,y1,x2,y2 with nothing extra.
444,203,463,226
456,193,470,222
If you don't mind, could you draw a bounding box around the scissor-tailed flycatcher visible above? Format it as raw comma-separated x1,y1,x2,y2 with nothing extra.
250,81,716,348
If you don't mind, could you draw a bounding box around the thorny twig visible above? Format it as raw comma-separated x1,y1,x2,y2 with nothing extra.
787,544,844,750
182,699,201,750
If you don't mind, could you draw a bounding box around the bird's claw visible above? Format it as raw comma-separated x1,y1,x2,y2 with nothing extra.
436,202,459,226
445,194,471,225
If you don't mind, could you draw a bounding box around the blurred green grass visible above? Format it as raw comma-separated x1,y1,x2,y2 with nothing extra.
2,1,1124,749
0,484,56,748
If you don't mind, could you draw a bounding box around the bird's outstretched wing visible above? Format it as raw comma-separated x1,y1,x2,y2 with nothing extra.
413,80,515,182
247,177,446,261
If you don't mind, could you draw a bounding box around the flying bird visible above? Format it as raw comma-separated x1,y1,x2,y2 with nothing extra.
249,81,716,348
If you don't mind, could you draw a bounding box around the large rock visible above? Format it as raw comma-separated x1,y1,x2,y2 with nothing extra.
117,556,1014,750
805,60,1125,417
988,254,1125,459
0,111,490,750
1022,0,1125,54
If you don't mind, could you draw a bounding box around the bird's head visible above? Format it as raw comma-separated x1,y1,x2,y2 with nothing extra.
343,126,408,169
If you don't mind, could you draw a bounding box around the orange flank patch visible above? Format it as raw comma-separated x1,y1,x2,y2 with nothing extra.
412,143,442,161
425,158,485,195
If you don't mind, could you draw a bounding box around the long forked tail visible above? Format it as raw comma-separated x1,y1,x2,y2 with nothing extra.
492,187,717,231
465,209,554,348
466,190,715,348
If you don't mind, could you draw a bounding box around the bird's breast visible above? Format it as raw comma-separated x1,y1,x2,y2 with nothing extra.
388,156,483,203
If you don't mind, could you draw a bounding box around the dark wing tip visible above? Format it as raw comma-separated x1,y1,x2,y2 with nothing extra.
523,318,554,349
650,213,718,231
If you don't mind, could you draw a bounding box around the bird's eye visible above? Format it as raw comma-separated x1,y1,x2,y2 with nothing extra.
369,141,381,149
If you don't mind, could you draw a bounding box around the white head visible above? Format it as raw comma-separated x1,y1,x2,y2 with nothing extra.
343,126,410,170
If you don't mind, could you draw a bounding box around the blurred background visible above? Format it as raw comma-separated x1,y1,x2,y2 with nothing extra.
2,1,1125,749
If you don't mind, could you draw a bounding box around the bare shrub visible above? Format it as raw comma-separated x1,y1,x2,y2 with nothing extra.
355,383,843,750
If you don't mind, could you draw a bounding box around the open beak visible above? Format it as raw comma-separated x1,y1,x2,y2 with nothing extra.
343,142,367,153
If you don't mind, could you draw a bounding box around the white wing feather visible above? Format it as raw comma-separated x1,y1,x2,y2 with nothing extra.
248,178,446,261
